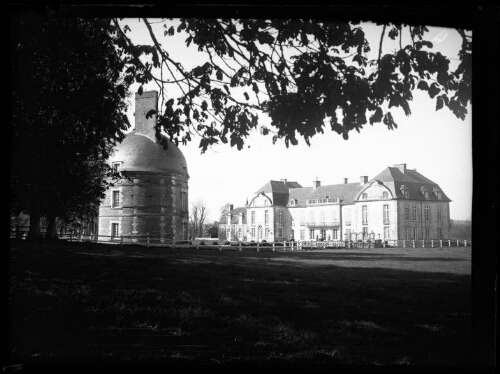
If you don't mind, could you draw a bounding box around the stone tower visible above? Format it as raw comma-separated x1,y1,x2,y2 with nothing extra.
98,91,189,243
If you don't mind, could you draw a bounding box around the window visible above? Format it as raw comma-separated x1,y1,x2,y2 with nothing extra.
362,193,367,200
425,227,430,240
300,229,305,240
438,227,442,239
264,199,268,206
278,226,283,238
264,210,269,225
238,228,242,239
382,191,388,199
384,226,390,239
251,227,256,238
412,205,418,222
183,223,188,240
333,228,338,240
258,226,263,240
290,199,295,206
112,162,120,172
181,192,187,212
265,227,269,238
251,211,255,225
424,206,430,222
345,208,351,226
383,204,390,224
111,223,119,238
320,229,326,241
309,229,315,240
437,206,443,224
362,205,368,225
413,227,418,240
362,226,368,239
345,229,351,240
405,227,411,240
112,191,120,208
405,205,410,222
278,210,283,224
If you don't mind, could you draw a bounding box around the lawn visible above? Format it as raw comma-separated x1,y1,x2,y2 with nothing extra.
7,239,474,368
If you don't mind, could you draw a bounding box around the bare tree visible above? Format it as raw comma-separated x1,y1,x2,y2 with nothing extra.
189,200,208,239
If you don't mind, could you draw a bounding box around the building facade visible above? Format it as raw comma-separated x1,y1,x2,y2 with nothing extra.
220,164,451,242
98,91,189,242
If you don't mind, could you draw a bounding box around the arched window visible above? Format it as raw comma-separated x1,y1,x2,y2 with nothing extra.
382,191,388,199
362,193,368,200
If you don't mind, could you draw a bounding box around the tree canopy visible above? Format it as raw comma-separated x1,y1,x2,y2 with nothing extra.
11,14,131,238
112,18,472,152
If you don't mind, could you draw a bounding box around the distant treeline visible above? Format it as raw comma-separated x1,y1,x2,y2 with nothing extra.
449,220,472,241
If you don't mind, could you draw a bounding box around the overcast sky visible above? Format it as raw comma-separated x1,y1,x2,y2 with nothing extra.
121,19,472,222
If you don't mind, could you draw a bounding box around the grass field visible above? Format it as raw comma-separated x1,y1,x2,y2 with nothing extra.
7,239,474,368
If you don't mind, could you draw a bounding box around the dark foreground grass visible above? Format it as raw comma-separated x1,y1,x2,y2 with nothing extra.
7,239,475,368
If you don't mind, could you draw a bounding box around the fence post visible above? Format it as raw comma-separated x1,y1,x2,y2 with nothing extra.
422,240,424,248
69,232,72,242
403,240,405,248
219,243,222,251
147,233,150,248
412,240,415,248
457,239,459,247
79,232,83,242
239,241,242,252
120,236,123,246
464,239,467,247
448,239,451,247
272,242,275,252
439,239,442,248
431,239,434,248
257,242,260,252
94,232,98,244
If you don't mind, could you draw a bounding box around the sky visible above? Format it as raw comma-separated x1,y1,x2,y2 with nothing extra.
120,19,472,223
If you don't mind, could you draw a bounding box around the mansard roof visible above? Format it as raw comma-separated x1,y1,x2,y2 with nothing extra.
371,167,451,202
288,183,364,207
219,206,246,224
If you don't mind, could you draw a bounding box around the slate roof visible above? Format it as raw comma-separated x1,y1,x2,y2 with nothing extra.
289,183,364,207
371,167,451,202
219,207,246,225
253,180,303,206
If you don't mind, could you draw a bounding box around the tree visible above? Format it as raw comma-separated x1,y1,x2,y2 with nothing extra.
10,14,131,239
189,200,208,239
112,17,471,152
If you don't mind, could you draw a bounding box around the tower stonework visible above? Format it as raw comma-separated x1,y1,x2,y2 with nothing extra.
98,91,189,243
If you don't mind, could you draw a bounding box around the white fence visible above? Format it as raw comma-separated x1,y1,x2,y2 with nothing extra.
10,226,471,250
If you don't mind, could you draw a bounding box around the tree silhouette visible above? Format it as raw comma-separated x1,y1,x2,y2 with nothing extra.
113,18,471,151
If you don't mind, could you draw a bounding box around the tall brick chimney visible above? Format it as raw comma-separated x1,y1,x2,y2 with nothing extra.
313,178,321,189
344,178,348,184
134,91,158,141
394,163,407,173
360,176,368,185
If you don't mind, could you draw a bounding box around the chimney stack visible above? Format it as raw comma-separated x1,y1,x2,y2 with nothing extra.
134,91,158,141
344,178,348,184
313,178,321,189
281,178,287,183
228,204,234,212
360,176,368,185
394,163,407,173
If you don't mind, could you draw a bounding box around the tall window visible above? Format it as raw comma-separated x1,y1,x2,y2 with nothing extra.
251,227,256,238
278,210,283,224
438,227,443,239
111,223,119,238
362,205,368,225
425,227,430,240
424,206,430,223
300,229,305,240
265,227,270,238
345,229,351,240
383,204,390,224
278,226,283,238
333,228,338,240
251,211,255,225
258,226,263,240
413,227,418,240
405,205,410,222
181,192,187,212
405,227,411,240
384,226,390,239
238,228,242,240
309,229,315,240
362,226,368,239
264,210,269,225
412,205,418,222
112,191,120,208
437,205,443,224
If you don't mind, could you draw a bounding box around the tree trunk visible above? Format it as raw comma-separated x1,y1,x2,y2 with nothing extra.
45,214,59,240
27,207,41,240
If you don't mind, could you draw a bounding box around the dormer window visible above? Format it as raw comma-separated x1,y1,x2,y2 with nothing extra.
382,191,389,199
290,199,296,206
112,162,121,172
400,185,410,199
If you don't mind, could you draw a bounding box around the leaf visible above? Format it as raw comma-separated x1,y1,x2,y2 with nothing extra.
243,92,249,101
145,109,156,119
201,100,208,111
168,26,175,36
428,83,441,99
417,80,429,91
436,95,444,111
369,107,383,124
